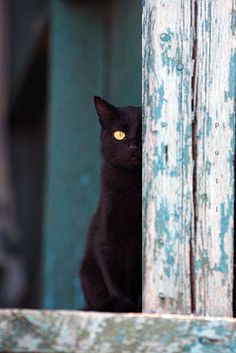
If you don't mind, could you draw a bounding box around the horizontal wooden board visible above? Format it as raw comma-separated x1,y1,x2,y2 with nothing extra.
0,310,236,352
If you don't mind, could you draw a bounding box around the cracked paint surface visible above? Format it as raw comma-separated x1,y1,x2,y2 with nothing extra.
1,310,236,353
143,0,235,317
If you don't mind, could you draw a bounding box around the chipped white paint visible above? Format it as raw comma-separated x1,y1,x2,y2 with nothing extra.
194,0,236,316
1,310,236,352
143,0,235,316
142,0,194,314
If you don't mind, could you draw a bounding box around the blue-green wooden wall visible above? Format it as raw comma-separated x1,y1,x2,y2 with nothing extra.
9,0,48,308
42,0,141,309
107,0,141,105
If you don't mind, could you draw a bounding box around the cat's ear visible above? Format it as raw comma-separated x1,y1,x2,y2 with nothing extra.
94,96,117,127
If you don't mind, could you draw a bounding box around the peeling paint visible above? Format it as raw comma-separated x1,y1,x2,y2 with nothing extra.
231,9,236,34
1,310,236,353
226,50,236,100
143,0,235,317
193,0,235,316
219,199,233,275
154,84,166,120
143,0,193,315
206,113,212,137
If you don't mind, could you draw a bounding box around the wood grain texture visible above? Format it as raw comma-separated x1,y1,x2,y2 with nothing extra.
43,0,104,309
193,0,236,316
143,0,236,316
1,310,236,352
142,0,194,314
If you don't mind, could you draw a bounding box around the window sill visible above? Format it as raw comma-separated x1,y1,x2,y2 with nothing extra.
0,309,236,352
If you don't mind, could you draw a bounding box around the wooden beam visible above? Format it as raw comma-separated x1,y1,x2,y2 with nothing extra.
0,310,236,352
142,0,193,314
143,0,236,316
193,0,236,317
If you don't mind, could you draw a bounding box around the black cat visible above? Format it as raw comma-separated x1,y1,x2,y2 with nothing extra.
79,96,142,312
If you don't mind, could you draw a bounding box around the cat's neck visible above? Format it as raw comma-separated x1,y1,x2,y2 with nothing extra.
101,161,141,191
103,160,140,175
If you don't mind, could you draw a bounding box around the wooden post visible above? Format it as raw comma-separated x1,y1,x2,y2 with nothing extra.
143,0,236,316
143,0,193,314
194,0,236,317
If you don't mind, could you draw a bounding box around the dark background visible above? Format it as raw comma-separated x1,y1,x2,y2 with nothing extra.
0,0,141,309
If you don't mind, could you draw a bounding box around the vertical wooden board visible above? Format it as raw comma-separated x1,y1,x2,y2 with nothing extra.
108,0,141,106
142,0,193,314
43,0,105,309
194,0,236,316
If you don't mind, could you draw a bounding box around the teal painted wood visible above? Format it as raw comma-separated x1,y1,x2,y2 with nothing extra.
43,0,105,309
10,0,47,89
143,0,236,317
143,0,194,314
193,0,236,316
43,0,141,309
1,310,236,352
107,0,141,106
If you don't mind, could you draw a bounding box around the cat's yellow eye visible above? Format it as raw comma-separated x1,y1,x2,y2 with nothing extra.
113,130,126,140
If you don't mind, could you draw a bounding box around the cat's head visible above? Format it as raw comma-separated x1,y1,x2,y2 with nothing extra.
94,96,141,170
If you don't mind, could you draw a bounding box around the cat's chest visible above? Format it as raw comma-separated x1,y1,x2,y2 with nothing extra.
104,185,141,226
120,186,141,214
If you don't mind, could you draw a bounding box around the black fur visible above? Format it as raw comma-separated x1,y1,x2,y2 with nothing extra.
79,96,142,312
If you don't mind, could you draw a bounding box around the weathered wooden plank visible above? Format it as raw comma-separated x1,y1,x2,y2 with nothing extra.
1,310,236,352
193,0,236,316
107,0,141,106
142,0,194,314
43,0,105,309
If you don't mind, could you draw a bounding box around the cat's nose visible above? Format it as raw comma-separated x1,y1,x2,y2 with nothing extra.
128,141,137,151
129,145,137,151
129,145,138,159
129,146,137,157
